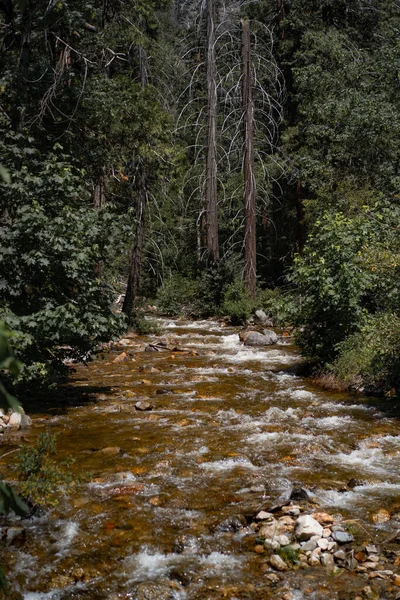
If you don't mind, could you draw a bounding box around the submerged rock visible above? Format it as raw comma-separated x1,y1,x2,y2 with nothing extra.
215,514,246,533
135,401,153,411
135,581,179,600
100,447,121,456
113,352,129,363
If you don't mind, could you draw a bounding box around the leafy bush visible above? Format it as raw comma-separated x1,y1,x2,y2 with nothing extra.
16,432,78,508
131,316,162,336
0,140,126,383
333,313,400,396
156,274,199,316
195,260,239,317
291,211,376,364
221,279,255,324
256,288,299,326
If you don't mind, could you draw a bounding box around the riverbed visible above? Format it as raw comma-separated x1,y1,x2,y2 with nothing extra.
2,318,400,599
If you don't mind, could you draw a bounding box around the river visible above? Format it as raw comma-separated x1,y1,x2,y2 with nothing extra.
2,318,400,599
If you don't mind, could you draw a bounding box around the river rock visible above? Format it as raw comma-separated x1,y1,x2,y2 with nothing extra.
320,552,334,567
312,512,335,525
332,530,354,544
242,331,277,347
372,508,390,523
317,538,329,550
256,511,274,521
8,411,22,429
301,539,317,552
113,352,128,363
294,515,323,541
21,412,32,428
215,514,246,533
269,554,288,571
6,527,26,546
135,581,178,600
262,329,279,343
100,446,121,456
254,309,273,326
308,554,320,566
135,401,153,411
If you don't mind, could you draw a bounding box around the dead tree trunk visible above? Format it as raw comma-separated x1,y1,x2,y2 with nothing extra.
122,168,147,319
242,19,256,300
205,0,219,264
122,48,148,323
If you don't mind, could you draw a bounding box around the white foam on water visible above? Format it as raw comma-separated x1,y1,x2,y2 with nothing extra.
220,348,298,365
247,431,315,444
221,334,242,349
24,586,87,600
125,549,180,580
198,551,241,572
55,521,79,556
199,457,258,472
300,415,354,430
320,401,371,413
289,389,316,401
322,447,387,474
264,406,300,422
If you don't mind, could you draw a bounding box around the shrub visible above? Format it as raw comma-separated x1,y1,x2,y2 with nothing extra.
256,288,299,326
332,312,400,396
221,279,255,324
16,432,78,508
156,274,199,316
131,316,162,336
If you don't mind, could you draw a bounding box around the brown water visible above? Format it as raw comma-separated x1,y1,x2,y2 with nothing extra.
2,318,400,599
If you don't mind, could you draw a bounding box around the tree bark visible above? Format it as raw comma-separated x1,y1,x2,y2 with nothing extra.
205,0,219,264
122,168,147,319
242,19,256,300
122,47,148,322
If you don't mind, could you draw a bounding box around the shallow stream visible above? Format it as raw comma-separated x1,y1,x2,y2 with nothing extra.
2,318,400,599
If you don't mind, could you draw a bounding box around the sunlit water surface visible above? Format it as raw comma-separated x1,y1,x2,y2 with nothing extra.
2,318,400,599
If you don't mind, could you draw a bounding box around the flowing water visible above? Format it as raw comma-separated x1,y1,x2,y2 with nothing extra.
2,318,400,599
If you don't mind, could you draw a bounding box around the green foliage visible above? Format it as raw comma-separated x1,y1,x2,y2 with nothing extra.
278,545,300,566
256,288,299,327
333,313,400,396
292,210,376,364
196,261,238,317
16,432,77,508
0,322,23,412
131,316,162,336
156,274,199,316
221,279,255,325
0,481,30,518
0,137,125,383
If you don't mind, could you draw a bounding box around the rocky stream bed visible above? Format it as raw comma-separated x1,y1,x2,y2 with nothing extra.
1,318,400,599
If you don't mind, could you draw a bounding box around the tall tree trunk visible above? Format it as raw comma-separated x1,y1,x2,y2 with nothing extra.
122,168,147,319
205,0,219,264
242,19,256,300
295,178,305,254
122,47,148,322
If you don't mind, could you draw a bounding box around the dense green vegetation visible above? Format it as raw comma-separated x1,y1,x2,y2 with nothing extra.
1,0,399,397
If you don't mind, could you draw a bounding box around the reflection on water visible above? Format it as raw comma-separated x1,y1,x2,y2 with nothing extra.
1,317,399,599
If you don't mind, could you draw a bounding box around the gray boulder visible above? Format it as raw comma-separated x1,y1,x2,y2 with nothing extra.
242,331,278,347
254,309,273,326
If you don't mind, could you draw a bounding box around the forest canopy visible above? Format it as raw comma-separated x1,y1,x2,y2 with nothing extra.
0,0,399,396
